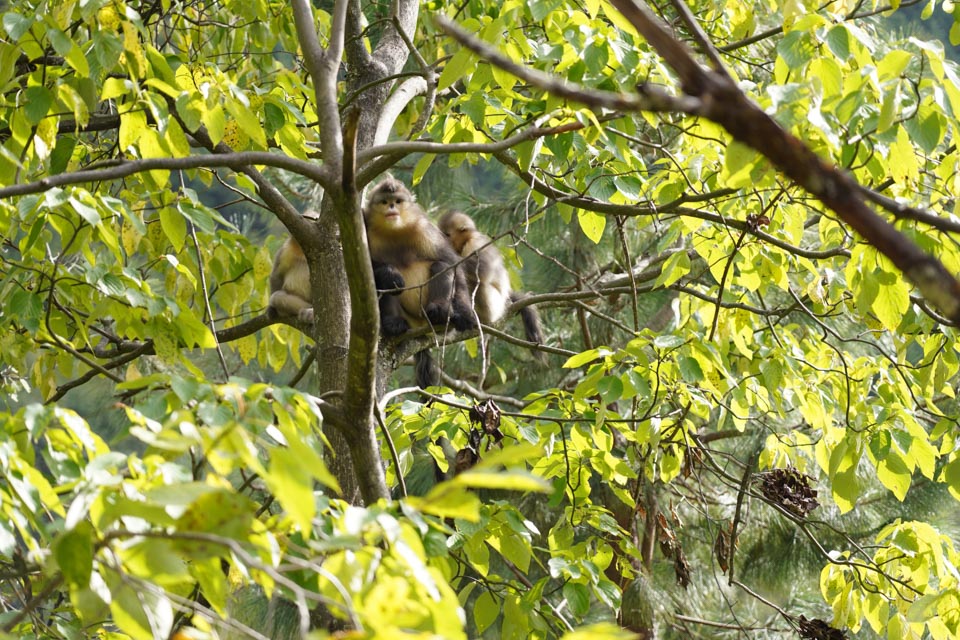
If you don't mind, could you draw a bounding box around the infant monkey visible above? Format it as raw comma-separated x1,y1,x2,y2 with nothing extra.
438,211,545,353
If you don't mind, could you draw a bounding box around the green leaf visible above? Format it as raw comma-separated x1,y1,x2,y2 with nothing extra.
110,581,173,640
159,207,187,252
50,135,77,175
828,440,861,513
577,209,606,243
473,443,546,470
495,530,532,573
68,194,101,227
265,446,316,534
474,589,499,634
777,31,816,69
47,28,89,77
563,582,591,617
453,470,550,492
23,86,53,125
942,457,960,501
2,13,33,40
654,249,690,288
876,447,912,501
871,274,909,331
189,556,228,616
412,485,481,521
53,523,93,588
438,48,477,91
563,347,613,368
677,355,704,383
93,30,124,71
597,375,624,404
174,489,256,548
561,623,639,640
413,153,435,184
877,85,898,134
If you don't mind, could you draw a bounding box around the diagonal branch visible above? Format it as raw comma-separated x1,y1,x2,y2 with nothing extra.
437,16,702,115
607,0,960,322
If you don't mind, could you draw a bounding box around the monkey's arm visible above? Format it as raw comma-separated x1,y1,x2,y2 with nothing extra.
373,260,405,291
372,260,410,336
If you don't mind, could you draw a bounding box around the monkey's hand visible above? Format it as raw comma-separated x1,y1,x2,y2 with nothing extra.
381,315,410,337
426,302,477,332
450,309,479,332
298,308,315,324
373,263,405,292
424,301,454,327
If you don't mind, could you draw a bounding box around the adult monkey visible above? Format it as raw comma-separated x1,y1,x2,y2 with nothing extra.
268,236,314,323
438,211,545,359
364,177,477,385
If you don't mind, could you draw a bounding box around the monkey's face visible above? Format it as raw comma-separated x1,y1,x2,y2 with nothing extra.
368,193,412,230
439,213,475,253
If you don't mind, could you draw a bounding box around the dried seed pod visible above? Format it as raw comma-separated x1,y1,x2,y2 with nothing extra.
756,467,819,518
797,615,847,639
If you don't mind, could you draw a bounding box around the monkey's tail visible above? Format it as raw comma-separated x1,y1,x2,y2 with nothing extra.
415,349,440,388
512,293,546,363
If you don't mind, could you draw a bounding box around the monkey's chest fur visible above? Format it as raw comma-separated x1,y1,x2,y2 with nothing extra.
369,223,446,323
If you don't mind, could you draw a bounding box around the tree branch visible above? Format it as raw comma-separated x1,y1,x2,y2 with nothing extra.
359,119,589,165
0,152,333,201
437,16,702,115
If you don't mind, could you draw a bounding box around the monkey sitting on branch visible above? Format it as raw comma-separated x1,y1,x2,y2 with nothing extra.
268,236,314,324
364,178,478,386
438,211,545,358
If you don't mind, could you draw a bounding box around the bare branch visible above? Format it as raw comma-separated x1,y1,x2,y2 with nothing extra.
291,0,345,174
492,151,850,261
0,152,333,200
859,186,960,235
374,76,428,147
360,119,589,164
668,0,729,75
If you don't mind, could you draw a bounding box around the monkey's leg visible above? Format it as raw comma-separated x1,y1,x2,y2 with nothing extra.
379,291,410,337
269,291,313,322
425,261,477,332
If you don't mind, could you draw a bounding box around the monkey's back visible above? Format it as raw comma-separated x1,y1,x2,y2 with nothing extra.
271,238,310,299
460,234,511,323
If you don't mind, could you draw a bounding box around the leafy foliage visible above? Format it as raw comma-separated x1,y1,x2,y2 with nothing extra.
1,0,960,638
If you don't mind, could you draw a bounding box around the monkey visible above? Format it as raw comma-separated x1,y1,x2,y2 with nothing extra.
364,178,478,387
438,211,545,357
268,236,314,323
364,178,477,334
